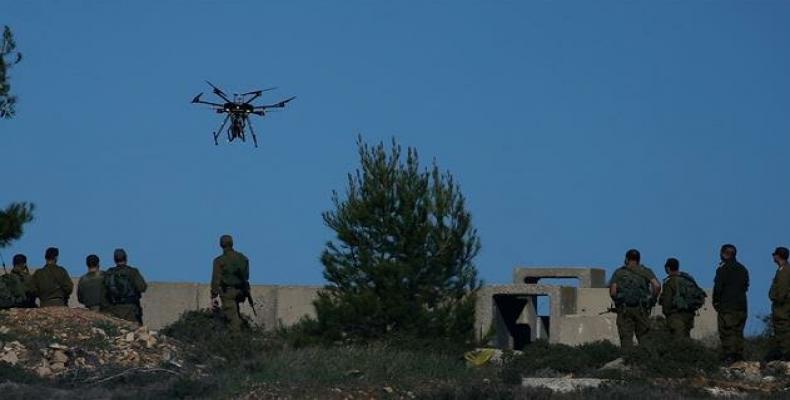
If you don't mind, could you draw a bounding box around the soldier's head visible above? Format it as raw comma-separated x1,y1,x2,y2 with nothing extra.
664,257,680,274
12,254,27,267
220,235,234,250
113,248,127,265
773,247,789,266
44,247,59,263
86,254,100,270
624,249,641,266
720,244,737,261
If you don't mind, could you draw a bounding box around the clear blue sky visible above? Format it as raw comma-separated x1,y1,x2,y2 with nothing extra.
3,1,789,333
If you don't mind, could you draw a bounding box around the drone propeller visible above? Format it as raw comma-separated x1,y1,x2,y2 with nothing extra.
191,92,224,107
205,81,232,102
255,96,296,110
240,87,277,96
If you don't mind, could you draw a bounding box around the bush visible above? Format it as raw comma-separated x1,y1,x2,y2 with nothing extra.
161,309,273,365
623,331,719,378
501,340,621,383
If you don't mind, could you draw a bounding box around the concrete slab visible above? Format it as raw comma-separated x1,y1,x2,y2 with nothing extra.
513,267,607,288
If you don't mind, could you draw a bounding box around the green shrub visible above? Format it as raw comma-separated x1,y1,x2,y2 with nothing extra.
501,340,621,383
0,362,43,384
624,331,719,378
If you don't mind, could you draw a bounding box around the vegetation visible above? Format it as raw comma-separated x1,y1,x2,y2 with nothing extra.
313,137,481,344
1,25,22,119
0,202,35,248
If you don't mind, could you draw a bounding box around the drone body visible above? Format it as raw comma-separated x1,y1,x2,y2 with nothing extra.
192,81,295,147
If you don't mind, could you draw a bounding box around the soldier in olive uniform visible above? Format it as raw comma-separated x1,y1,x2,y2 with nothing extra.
10,254,36,308
659,258,698,339
31,247,74,307
609,249,661,349
77,254,105,312
769,247,790,360
713,244,749,364
103,249,147,324
211,235,250,331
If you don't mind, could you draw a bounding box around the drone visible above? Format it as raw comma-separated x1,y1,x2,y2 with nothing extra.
191,81,295,147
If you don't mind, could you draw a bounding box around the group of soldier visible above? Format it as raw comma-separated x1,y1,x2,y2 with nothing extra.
1,234,251,331
609,244,790,364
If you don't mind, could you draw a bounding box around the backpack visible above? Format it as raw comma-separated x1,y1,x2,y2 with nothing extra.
104,267,138,304
0,273,27,309
219,253,247,289
614,267,652,307
671,273,707,312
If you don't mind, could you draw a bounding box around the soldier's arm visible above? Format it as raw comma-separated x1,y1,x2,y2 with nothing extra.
60,269,74,296
134,269,148,293
77,279,85,305
650,278,661,297
777,270,790,304
210,258,222,296
712,268,723,309
243,256,250,283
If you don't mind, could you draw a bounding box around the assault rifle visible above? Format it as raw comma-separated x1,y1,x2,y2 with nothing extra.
599,305,618,315
244,282,257,317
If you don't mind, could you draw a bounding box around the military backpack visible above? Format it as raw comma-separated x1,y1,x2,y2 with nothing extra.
104,267,138,304
219,253,247,290
0,273,27,309
670,272,707,312
614,267,653,307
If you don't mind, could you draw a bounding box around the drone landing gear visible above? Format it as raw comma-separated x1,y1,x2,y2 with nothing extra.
248,119,259,148
213,115,230,145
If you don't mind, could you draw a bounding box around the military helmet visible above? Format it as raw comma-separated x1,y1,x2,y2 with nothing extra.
113,248,127,263
220,234,234,249
12,254,26,266
774,247,790,260
625,249,641,263
45,247,59,260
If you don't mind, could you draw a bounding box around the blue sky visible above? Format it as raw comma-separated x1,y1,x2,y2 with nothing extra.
3,1,789,333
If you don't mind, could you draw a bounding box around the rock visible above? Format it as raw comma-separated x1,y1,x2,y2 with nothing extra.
382,386,394,394
600,357,629,371
0,351,19,365
0,326,9,334
765,361,790,375
49,343,68,350
704,387,747,398
522,378,609,393
35,366,52,377
51,350,69,364
723,361,762,382
91,327,107,337
50,362,66,372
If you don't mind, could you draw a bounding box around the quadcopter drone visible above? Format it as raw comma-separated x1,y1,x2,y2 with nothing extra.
191,81,295,147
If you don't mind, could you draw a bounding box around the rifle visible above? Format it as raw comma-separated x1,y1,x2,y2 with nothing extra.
244,282,257,317
599,305,619,315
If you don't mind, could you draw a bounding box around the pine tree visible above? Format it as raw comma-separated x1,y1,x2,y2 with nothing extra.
1,26,23,119
0,202,35,248
315,137,481,342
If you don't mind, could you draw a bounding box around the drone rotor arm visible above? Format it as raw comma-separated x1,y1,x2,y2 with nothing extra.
205,81,232,103
254,96,296,110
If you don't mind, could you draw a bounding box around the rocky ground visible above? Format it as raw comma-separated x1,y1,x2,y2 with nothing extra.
0,307,187,380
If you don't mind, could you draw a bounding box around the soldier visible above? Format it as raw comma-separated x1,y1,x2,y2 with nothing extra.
103,249,147,324
211,234,250,331
713,244,749,364
10,254,36,308
0,254,36,309
77,254,105,312
609,249,661,349
769,247,790,361
659,258,706,339
31,247,73,307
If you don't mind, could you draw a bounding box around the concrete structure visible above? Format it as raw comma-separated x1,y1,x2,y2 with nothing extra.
476,267,718,348
62,280,321,330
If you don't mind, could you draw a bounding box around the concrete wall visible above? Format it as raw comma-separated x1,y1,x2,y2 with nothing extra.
63,279,321,330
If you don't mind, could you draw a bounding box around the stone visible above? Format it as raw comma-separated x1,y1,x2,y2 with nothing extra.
382,386,394,394
724,361,762,382
50,362,66,372
0,351,19,365
521,378,609,393
599,357,629,371
0,326,9,334
91,327,107,337
36,366,52,377
51,350,69,364
125,332,135,342
49,343,68,350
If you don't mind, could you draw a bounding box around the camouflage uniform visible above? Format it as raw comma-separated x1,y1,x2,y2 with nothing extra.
770,262,790,358
659,273,696,339
610,264,657,349
103,265,147,324
713,259,749,361
31,263,74,307
78,270,105,312
10,265,36,308
211,249,250,331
